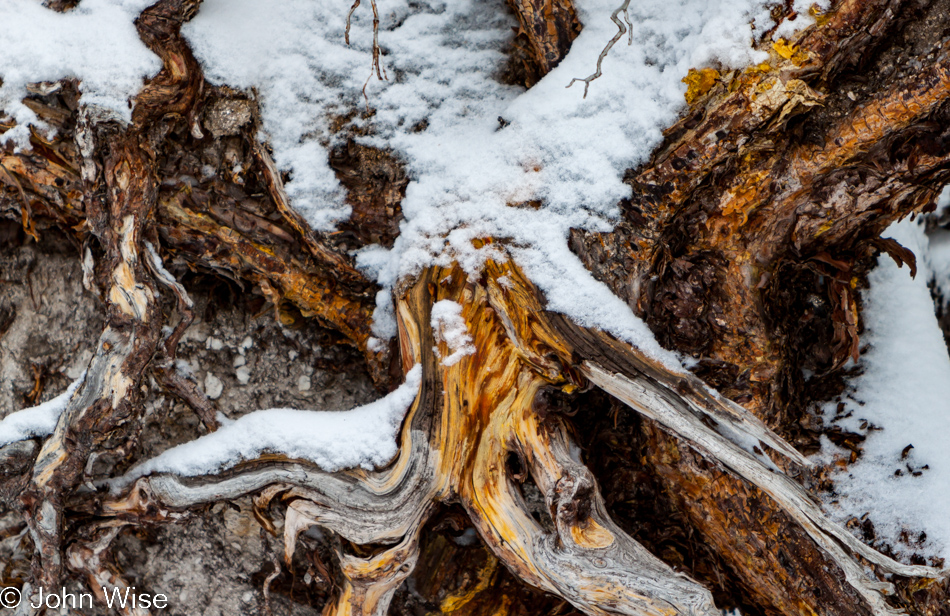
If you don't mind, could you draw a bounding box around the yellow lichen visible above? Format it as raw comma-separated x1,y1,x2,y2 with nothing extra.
773,39,796,60
682,67,721,104
720,170,769,224
730,62,771,91
773,39,809,66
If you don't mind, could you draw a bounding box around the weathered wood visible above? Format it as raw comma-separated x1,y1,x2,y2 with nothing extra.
66,524,148,616
572,0,950,418
95,258,942,616
156,192,388,383
17,0,204,591
21,131,165,589
641,423,874,616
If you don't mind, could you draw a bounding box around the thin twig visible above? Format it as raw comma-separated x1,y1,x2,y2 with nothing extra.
345,0,388,107
361,0,388,107
567,0,632,98
344,0,360,45
371,0,386,81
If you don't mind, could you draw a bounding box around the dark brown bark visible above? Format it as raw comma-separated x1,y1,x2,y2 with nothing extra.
505,0,582,87
567,1,950,613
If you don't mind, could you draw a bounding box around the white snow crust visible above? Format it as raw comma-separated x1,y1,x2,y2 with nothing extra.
0,373,85,447
0,0,161,148
771,0,829,40
431,300,475,366
816,218,950,561
112,365,422,486
181,0,809,368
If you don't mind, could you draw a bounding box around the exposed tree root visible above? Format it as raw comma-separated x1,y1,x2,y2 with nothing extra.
21,131,165,589
96,260,944,616
505,0,582,88
4,0,950,614
321,526,423,616
157,193,387,383
573,0,950,422
66,524,149,616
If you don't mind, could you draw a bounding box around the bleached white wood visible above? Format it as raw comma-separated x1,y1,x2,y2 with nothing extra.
583,361,947,616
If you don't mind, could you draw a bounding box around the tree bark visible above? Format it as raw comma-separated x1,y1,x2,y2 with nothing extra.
3,0,950,615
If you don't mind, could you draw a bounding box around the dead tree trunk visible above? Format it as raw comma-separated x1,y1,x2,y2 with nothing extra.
3,0,950,615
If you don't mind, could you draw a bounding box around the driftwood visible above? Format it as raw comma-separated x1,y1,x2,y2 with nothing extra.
3,0,950,615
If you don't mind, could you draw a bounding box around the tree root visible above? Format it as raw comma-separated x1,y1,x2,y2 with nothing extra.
321,526,423,616
22,132,165,589
3,1,950,613
90,259,944,616
66,524,150,616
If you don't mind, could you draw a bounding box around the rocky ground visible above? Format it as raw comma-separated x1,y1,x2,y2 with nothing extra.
0,221,377,615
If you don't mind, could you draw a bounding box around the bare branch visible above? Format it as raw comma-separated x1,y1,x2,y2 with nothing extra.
566,0,631,98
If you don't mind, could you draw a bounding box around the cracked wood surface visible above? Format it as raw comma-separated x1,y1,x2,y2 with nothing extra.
573,0,950,424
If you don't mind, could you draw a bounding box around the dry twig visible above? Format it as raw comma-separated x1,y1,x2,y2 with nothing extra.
567,0,632,98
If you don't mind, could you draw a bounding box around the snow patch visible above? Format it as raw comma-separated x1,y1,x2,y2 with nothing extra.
0,373,85,448
182,0,803,369
815,219,950,561
431,300,475,366
928,186,950,305
204,373,224,400
771,0,830,41
181,0,381,229
0,0,161,148
112,365,422,487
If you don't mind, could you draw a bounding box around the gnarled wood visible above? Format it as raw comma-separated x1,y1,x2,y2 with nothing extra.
96,258,943,616
21,131,164,589
505,0,582,87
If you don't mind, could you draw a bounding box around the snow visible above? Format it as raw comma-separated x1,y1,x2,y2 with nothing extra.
771,0,830,40
815,218,950,561
2,0,821,369
431,300,475,366
0,373,85,448
204,373,224,400
0,0,161,149
111,365,422,487
0,0,844,482
928,187,950,304
180,0,804,369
